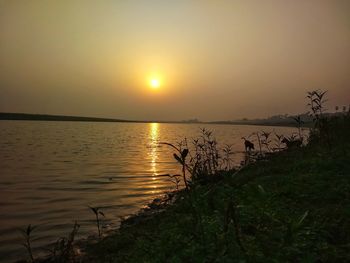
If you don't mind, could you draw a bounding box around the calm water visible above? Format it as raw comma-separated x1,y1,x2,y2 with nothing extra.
0,121,295,262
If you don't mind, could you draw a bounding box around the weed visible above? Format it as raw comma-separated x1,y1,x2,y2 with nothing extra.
19,224,36,263
191,128,220,180
222,144,234,170
260,130,272,152
254,131,263,155
88,206,105,239
160,141,190,190
307,90,331,147
159,174,181,190
49,221,80,262
273,132,284,151
291,115,304,140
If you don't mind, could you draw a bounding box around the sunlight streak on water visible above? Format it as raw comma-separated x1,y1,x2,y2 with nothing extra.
150,123,159,176
149,123,159,193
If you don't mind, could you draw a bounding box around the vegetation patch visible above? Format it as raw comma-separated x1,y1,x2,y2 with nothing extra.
17,91,350,262
84,91,350,262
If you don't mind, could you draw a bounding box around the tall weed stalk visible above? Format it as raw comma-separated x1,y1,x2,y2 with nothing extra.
20,224,36,263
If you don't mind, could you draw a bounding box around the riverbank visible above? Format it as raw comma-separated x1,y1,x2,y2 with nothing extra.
84,117,350,262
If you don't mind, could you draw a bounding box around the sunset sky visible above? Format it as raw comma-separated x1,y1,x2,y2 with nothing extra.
0,0,349,121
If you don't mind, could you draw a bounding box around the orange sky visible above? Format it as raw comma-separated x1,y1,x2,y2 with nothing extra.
0,1,349,121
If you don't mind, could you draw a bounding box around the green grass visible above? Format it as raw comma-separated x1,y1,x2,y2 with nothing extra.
85,117,350,262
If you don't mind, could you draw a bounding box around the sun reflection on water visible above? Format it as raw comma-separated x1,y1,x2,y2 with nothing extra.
149,123,159,193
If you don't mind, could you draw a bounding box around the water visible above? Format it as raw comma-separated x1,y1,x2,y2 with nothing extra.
0,121,296,262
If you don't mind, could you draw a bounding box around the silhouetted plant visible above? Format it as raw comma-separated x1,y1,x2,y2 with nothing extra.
291,115,304,140
247,131,272,156
49,221,80,263
20,224,36,263
254,132,263,155
162,128,225,185
273,132,284,151
260,131,272,152
307,90,331,147
160,141,190,190
159,174,181,190
222,144,234,170
307,90,328,118
161,139,207,240
88,206,105,239
282,135,302,149
307,90,327,128
190,128,220,179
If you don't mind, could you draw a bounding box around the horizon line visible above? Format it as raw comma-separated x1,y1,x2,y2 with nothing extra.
0,112,312,127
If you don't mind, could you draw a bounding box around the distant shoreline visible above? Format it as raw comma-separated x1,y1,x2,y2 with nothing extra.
0,112,140,123
0,112,310,127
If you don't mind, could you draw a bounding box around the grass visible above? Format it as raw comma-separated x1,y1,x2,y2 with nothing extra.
85,114,350,262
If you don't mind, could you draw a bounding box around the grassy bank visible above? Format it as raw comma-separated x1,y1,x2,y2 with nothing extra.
84,114,350,262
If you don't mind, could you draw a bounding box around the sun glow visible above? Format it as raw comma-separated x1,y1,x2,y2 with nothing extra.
149,78,161,89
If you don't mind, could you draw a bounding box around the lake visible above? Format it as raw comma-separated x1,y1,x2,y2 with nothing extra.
0,121,297,262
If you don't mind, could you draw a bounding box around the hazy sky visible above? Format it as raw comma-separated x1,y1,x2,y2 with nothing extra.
0,0,349,121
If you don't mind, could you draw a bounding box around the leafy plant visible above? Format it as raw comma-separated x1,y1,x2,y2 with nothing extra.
191,128,220,179
160,141,190,190
307,90,328,118
161,128,225,186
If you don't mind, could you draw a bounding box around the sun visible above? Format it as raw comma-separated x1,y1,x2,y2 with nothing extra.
149,78,160,89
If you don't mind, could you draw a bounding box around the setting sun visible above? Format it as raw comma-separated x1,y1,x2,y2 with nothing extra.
150,78,160,89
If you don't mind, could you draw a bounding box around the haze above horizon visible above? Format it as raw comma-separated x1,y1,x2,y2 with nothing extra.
0,1,349,121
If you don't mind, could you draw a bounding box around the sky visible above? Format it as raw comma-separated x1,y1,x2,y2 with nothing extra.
0,0,349,121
